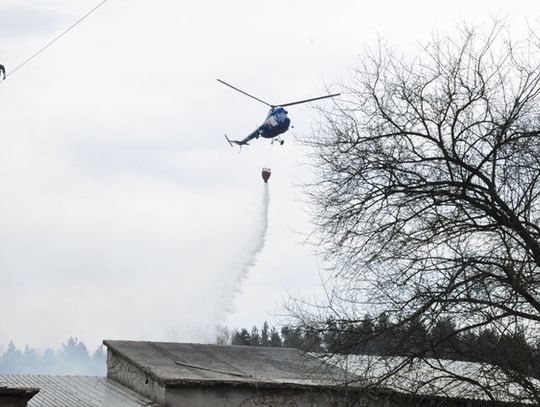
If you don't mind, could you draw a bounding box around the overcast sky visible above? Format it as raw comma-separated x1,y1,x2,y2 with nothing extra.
1,0,539,351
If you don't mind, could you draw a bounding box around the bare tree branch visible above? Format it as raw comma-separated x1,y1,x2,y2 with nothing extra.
300,22,540,403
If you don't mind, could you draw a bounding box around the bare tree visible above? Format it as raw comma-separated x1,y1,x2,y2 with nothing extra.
301,23,540,403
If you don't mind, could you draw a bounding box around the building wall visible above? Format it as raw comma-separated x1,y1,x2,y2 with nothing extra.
0,396,33,407
0,397,28,407
163,385,390,407
0,388,38,407
165,386,515,407
0,399,23,407
106,351,167,405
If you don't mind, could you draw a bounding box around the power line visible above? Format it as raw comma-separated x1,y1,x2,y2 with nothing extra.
4,0,109,80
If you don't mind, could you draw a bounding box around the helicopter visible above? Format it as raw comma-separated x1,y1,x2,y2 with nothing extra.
217,79,339,147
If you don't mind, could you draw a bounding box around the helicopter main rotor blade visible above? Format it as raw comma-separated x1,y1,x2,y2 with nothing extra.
278,93,340,108
217,79,273,108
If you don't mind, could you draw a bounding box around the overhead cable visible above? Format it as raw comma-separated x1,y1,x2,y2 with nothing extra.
5,0,109,80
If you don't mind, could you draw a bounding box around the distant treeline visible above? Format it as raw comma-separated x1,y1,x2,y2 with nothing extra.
223,316,540,378
220,321,323,350
0,337,106,376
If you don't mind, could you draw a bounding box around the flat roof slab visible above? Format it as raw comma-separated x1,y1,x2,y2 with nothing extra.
104,340,352,389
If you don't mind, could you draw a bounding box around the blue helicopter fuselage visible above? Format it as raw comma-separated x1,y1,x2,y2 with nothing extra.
257,107,291,139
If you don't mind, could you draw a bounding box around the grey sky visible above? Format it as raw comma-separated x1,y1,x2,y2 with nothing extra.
1,0,539,351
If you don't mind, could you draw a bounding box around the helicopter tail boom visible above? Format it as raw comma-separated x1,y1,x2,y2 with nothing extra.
225,134,249,147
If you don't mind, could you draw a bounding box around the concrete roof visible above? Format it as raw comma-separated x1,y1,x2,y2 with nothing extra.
104,340,352,389
0,375,157,407
322,354,536,405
